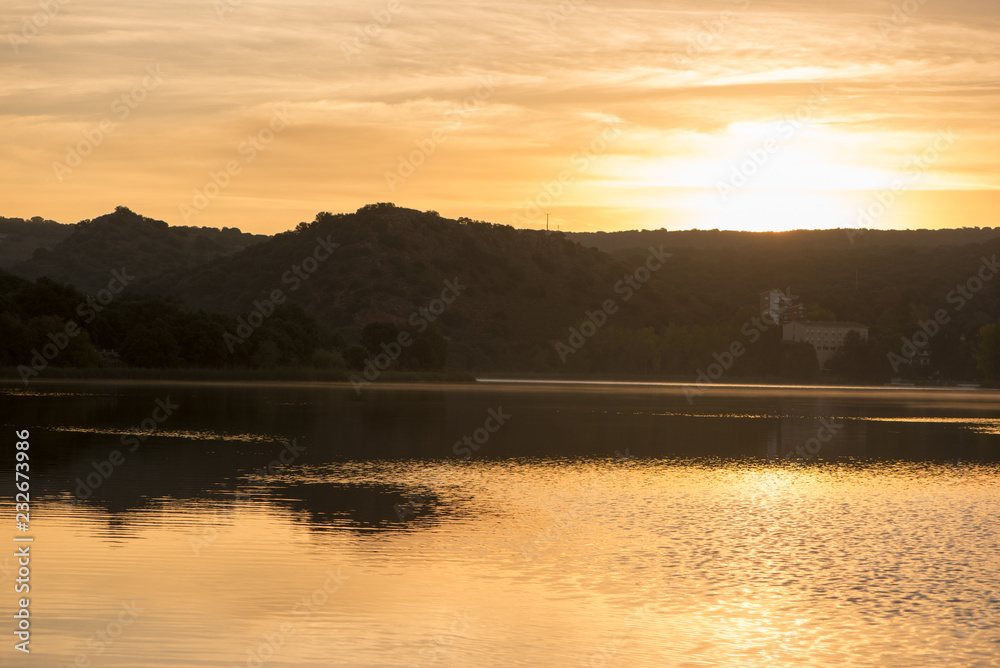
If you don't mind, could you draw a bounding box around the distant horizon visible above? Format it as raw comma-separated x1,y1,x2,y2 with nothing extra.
6,200,1000,238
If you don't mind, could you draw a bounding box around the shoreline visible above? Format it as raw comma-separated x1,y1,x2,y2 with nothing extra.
0,367,993,392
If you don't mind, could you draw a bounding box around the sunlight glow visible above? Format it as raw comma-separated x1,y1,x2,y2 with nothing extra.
594,119,977,231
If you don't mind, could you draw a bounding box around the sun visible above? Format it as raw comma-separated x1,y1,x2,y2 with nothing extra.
693,188,859,232
602,120,915,231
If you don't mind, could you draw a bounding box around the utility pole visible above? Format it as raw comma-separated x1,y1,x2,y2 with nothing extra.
545,213,549,232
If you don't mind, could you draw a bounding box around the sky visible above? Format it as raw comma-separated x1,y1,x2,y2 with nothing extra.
2,0,999,235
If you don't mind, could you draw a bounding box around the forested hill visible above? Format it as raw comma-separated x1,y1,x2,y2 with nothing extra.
137,204,690,369
12,207,265,293
605,231,1000,331
0,216,73,270
3,204,1000,381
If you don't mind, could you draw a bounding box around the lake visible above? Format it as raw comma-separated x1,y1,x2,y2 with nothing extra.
3,380,999,667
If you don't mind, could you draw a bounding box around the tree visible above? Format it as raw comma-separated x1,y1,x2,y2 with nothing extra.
830,331,869,380
974,324,1000,380
401,328,448,371
829,330,893,383
360,322,401,355
0,314,29,366
779,341,819,380
120,323,183,368
26,315,99,367
251,340,283,368
344,345,369,370
804,307,837,321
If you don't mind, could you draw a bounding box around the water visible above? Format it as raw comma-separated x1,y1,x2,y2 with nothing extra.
3,380,999,667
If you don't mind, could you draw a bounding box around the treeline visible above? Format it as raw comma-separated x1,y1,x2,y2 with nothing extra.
6,261,997,384
0,271,449,378
570,226,1000,254
525,307,820,379
535,318,1000,383
830,325,1000,383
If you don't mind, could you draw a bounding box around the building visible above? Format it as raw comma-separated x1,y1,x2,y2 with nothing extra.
783,320,869,368
760,289,805,325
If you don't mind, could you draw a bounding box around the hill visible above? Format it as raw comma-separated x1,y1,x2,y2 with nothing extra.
137,204,692,370
4,205,1000,381
13,207,265,293
601,230,1000,331
0,216,74,270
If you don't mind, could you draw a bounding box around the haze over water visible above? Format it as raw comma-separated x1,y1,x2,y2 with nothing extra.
5,380,999,667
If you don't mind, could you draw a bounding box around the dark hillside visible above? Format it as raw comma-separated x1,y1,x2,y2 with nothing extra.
13,207,264,293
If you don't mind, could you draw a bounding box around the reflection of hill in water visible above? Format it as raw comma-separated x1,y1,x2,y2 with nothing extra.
49,478,445,537
272,482,439,532
12,382,1000,523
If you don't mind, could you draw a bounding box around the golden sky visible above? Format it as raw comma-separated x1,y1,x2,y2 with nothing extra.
2,0,998,234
